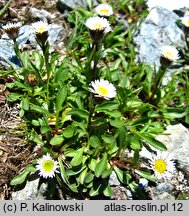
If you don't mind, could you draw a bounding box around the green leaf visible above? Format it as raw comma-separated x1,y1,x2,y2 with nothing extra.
89,182,101,197
32,51,44,69
58,157,69,184
7,93,21,102
21,51,30,67
88,158,98,171
30,104,50,116
95,101,119,112
64,148,77,157
126,100,142,108
55,65,70,83
78,168,88,184
19,109,24,118
66,166,86,176
109,118,124,128
108,145,119,156
134,132,167,151
68,109,89,119
135,170,157,182
62,125,75,138
163,111,186,119
105,110,122,118
56,86,67,113
10,170,30,186
101,167,113,179
50,135,64,145
103,184,112,197
102,134,115,144
116,125,128,149
70,147,84,167
84,171,94,184
88,135,101,148
130,136,141,150
50,52,61,64
25,164,36,173
95,153,108,178
31,119,40,126
40,126,51,134
21,97,29,111
114,166,131,184
69,183,79,193
29,130,43,144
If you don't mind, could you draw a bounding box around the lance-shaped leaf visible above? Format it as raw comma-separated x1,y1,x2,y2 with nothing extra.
56,86,67,113
95,153,108,178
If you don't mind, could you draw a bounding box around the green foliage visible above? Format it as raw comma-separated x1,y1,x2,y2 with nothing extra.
2,0,189,199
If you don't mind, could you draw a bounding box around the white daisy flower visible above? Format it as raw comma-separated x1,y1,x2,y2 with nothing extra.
181,16,189,28
2,22,22,40
2,22,22,31
36,153,59,178
149,151,176,180
89,79,116,100
95,4,113,17
160,45,180,61
85,16,111,33
32,21,49,34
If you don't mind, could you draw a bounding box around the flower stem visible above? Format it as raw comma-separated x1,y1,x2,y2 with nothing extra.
87,93,94,134
87,41,101,134
41,41,51,110
150,66,167,104
13,39,22,66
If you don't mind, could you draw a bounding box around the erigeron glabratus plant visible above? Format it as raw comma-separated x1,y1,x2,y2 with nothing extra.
2,2,188,199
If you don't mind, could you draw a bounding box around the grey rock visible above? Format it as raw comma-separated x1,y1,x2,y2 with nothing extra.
155,192,175,200
48,24,66,45
18,24,66,47
146,0,189,11
156,124,189,173
109,171,120,186
149,186,175,200
134,7,184,67
138,178,149,189
0,39,21,68
156,182,174,192
17,25,35,47
111,186,130,200
57,0,97,11
29,7,55,22
125,189,133,199
11,179,47,200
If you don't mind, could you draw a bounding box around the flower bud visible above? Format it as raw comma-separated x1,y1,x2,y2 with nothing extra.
25,73,37,86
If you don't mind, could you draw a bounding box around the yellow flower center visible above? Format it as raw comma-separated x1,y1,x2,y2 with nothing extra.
164,51,174,59
97,86,108,96
186,20,189,27
42,160,54,172
100,9,109,15
154,159,167,174
94,23,103,29
36,26,46,33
